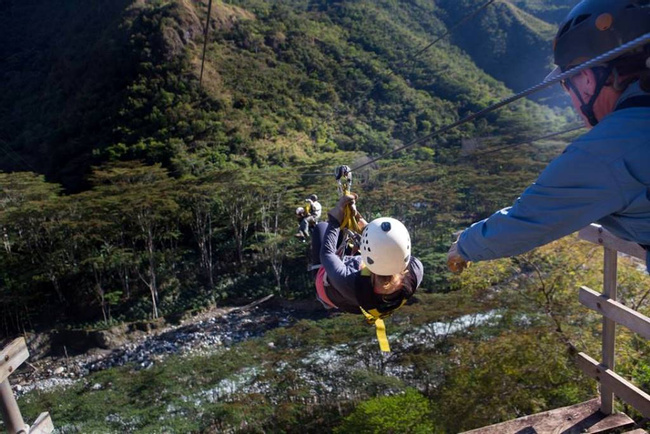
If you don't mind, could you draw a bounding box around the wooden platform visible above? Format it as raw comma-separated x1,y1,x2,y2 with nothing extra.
462,399,635,434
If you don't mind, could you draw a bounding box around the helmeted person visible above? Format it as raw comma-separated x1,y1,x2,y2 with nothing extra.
306,194,322,221
311,194,423,317
298,194,322,240
448,0,650,273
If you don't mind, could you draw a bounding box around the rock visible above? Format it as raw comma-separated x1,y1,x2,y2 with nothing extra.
92,383,102,390
53,366,65,375
15,384,23,392
267,342,275,348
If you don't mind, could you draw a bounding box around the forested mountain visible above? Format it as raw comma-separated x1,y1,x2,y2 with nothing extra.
0,0,571,189
4,1,647,433
511,0,576,23
0,0,580,330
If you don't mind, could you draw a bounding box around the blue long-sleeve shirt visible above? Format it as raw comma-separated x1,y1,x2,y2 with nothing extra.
458,82,650,270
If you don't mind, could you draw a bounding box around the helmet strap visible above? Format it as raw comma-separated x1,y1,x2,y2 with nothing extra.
566,65,613,127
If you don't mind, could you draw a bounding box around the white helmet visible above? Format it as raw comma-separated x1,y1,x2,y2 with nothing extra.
360,217,411,276
295,207,305,215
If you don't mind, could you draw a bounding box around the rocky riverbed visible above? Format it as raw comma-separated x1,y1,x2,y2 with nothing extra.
11,297,328,397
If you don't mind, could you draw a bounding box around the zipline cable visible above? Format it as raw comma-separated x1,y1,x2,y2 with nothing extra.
0,139,38,173
465,124,584,158
405,0,497,66
199,0,214,86
348,32,650,173
303,0,499,176
301,125,584,177
345,0,497,112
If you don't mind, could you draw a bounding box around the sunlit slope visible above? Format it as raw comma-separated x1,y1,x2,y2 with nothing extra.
509,0,576,24
437,0,560,93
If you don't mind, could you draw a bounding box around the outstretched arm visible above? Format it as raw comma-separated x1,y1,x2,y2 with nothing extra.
456,147,625,264
320,195,363,295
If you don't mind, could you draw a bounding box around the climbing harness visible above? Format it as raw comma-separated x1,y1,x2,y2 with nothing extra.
329,167,408,352
335,165,361,235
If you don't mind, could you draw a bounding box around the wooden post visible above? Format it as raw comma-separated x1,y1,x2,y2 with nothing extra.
601,246,618,414
0,337,53,433
0,380,27,434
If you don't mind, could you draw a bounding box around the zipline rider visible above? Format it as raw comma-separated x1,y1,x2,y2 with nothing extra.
311,194,424,351
448,0,650,273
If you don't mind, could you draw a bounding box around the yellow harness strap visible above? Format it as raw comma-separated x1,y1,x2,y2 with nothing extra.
339,186,361,234
358,264,407,353
360,307,391,352
340,204,361,233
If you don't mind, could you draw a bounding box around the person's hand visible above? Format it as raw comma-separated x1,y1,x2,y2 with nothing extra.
329,193,358,223
447,240,469,274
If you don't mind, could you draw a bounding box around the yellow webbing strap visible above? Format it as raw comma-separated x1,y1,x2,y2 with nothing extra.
339,187,361,234
340,204,361,233
360,307,391,352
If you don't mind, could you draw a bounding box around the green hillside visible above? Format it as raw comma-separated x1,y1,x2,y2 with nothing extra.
0,0,579,331
437,0,571,105
0,0,571,189
510,0,576,23
4,1,650,433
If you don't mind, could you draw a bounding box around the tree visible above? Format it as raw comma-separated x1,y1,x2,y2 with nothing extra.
334,389,437,434
89,163,181,319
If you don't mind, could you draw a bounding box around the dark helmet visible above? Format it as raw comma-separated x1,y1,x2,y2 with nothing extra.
552,0,650,72
309,194,318,201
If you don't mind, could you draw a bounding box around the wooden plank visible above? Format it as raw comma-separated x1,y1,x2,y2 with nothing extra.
0,379,26,434
601,247,618,415
579,286,650,339
29,412,54,434
576,352,650,417
625,429,648,434
578,224,647,261
0,338,29,383
461,398,634,434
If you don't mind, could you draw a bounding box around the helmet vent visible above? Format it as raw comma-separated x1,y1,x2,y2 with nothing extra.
381,221,391,232
558,20,572,38
574,14,591,26
367,257,374,265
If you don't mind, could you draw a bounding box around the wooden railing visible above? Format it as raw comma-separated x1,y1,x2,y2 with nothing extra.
577,224,650,417
0,338,53,434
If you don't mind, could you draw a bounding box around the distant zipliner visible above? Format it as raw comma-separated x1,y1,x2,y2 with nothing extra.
309,166,424,352
295,194,322,241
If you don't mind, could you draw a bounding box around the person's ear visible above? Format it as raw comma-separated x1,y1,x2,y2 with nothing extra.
571,69,597,98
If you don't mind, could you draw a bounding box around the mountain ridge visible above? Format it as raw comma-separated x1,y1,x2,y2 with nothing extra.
0,0,573,190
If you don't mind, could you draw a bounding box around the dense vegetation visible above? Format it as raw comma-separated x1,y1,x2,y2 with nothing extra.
18,241,650,432
0,0,575,332
1,0,648,432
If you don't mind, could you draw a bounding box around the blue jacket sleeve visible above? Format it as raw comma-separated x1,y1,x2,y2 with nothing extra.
458,146,627,262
